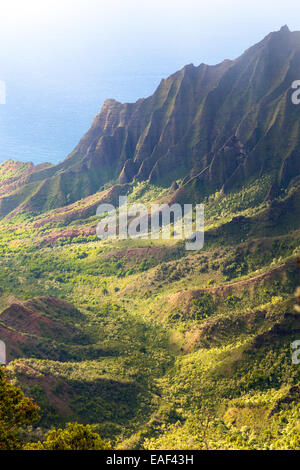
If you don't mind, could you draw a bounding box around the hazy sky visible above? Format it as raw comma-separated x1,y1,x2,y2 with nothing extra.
0,0,299,163
1,0,299,85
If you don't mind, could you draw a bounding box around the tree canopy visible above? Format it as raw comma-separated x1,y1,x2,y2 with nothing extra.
0,367,40,450
24,422,111,450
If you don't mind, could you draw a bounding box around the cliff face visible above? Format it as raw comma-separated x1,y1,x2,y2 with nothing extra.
1,26,300,216
65,25,300,191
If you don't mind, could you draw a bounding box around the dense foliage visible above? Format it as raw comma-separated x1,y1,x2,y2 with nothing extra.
0,176,299,451
0,367,40,449
24,423,111,450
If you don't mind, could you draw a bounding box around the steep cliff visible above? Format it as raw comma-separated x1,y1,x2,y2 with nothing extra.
1,26,300,215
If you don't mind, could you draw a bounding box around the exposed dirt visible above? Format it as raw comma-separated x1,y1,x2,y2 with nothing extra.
0,297,80,338
168,259,297,313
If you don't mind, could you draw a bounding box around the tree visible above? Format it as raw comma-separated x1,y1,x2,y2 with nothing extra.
24,422,112,450
0,367,40,450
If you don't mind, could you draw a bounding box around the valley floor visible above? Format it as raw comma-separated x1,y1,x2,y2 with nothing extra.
0,179,299,449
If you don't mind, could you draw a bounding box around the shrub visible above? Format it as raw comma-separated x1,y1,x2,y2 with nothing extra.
24,422,111,450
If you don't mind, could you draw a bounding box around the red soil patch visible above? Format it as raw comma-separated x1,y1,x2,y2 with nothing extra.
12,363,73,417
33,183,130,229
0,296,81,338
105,245,169,261
42,226,96,245
0,296,83,361
168,259,296,314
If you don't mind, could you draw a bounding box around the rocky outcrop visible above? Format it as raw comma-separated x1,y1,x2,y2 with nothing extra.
119,159,138,184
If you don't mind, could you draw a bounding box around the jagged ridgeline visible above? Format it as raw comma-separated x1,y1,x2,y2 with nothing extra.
1,26,300,450
0,25,300,216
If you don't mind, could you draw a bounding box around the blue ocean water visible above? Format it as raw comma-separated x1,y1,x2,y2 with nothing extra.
0,1,290,167
0,73,166,165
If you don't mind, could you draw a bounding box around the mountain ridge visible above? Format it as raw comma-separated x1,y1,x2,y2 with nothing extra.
0,26,300,216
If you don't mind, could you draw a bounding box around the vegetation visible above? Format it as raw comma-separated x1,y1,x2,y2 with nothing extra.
0,26,300,449
0,367,40,449
24,423,111,450
0,174,298,450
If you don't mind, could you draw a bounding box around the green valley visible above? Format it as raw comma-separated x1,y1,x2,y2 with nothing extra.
0,26,300,450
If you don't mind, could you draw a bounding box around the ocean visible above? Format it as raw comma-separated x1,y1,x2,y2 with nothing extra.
0,72,166,166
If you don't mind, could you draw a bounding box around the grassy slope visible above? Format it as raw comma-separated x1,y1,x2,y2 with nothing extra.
0,177,299,449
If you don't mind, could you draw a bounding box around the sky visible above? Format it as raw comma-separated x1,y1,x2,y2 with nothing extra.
0,0,299,164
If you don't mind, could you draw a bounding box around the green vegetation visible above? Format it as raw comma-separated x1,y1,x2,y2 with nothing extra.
0,26,300,449
24,423,111,450
0,367,40,450
0,173,298,450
